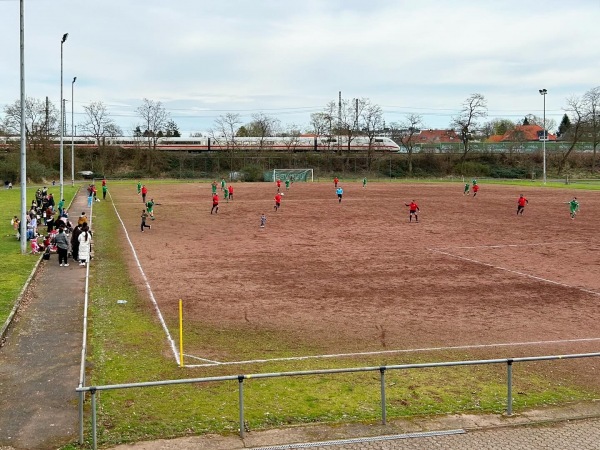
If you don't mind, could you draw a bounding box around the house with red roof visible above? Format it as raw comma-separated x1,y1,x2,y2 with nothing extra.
411,129,461,144
488,124,556,142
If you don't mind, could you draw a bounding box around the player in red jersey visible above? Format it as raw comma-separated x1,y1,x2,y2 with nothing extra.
405,200,420,223
211,193,219,214
517,194,528,215
274,193,282,211
472,183,480,197
334,176,339,188
228,184,234,201
276,178,282,192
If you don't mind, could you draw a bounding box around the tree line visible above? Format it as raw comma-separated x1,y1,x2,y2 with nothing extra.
1,87,599,179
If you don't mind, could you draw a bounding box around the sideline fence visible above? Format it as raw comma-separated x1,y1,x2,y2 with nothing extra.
76,351,600,450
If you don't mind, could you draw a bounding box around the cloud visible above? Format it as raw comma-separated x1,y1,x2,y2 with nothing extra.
0,0,598,134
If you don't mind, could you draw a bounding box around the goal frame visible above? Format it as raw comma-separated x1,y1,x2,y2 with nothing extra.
272,168,314,182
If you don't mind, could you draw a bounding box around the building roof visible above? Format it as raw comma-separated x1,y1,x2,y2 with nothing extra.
500,124,556,142
412,129,461,144
485,135,504,143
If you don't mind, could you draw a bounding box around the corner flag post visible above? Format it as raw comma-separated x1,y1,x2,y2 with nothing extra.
179,299,184,367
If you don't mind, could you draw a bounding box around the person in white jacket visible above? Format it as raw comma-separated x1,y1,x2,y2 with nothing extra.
78,224,92,266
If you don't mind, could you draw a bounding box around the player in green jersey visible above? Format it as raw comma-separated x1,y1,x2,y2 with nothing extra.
567,197,580,219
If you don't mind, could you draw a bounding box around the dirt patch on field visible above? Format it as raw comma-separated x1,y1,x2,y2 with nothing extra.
110,181,600,382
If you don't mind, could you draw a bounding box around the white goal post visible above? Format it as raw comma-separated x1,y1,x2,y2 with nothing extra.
272,169,314,182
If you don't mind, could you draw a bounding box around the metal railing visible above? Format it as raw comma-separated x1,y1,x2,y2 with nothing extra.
76,351,600,450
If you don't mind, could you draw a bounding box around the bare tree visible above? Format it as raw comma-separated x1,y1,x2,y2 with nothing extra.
136,98,170,150
80,101,122,147
451,93,487,164
210,113,242,149
359,100,384,169
2,97,59,139
523,114,557,133
238,112,281,148
280,123,302,155
309,112,331,136
339,98,364,154
2,97,60,161
481,118,515,138
394,114,424,176
311,102,338,151
582,86,600,172
558,95,587,175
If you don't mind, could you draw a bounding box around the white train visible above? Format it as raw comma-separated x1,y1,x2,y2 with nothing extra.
0,135,401,153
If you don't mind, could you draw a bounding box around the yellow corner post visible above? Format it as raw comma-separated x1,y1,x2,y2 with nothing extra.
179,299,184,367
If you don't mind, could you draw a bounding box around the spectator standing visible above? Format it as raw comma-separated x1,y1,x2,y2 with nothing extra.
11,216,20,239
54,228,70,266
78,212,88,226
57,198,65,216
78,224,92,266
71,223,82,261
46,208,55,234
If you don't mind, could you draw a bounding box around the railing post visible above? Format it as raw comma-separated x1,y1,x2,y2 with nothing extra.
78,390,84,444
238,375,245,439
91,387,97,450
506,359,513,416
380,367,387,425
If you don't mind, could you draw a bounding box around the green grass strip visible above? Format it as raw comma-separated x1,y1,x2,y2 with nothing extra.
0,185,78,325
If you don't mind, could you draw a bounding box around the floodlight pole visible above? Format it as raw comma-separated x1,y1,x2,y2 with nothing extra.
539,88,547,184
59,32,68,200
19,0,27,254
71,76,76,186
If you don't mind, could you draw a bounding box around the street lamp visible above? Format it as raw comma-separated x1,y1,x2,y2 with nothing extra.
71,76,76,186
539,88,548,184
59,32,68,201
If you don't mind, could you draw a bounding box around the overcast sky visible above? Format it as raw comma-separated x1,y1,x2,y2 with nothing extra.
1,0,599,136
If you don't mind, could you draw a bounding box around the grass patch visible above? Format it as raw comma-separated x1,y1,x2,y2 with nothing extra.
0,185,78,325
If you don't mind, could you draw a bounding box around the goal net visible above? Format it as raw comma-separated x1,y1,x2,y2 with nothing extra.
269,169,314,182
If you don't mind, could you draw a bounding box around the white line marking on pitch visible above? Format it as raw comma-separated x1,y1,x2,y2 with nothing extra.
432,241,585,251
430,248,600,297
183,354,221,364
183,337,600,368
110,199,184,365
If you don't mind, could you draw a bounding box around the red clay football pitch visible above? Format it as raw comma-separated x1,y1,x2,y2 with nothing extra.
109,181,600,376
